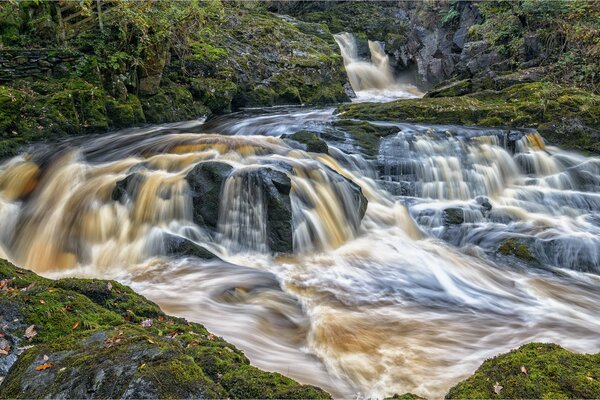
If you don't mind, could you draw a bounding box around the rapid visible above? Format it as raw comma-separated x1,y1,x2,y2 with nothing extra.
0,35,599,398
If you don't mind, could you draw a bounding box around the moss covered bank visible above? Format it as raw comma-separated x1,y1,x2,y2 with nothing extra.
0,259,330,399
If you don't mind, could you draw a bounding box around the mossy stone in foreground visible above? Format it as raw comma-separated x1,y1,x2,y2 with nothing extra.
0,259,331,399
497,238,537,263
332,120,399,157
446,343,600,399
284,130,329,153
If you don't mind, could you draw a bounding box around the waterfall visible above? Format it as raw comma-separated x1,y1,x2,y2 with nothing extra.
334,32,423,101
0,112,599,399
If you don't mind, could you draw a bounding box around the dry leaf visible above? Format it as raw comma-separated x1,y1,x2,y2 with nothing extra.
158,315,164,322
139,363,146,370
24,325,37,340
147,339,155,344
39,300,45,304
107,282,113,291
72,321,80,330
521,365,528,374
43,354,49,361
493,382,503,395
0,348,9,356
586,377,594,381
35,363,53,371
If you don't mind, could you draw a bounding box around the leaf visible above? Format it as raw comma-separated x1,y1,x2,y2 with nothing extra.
147,339,155,344
0,348,9,356
107,282,113,291
493,382,503,395
586,376,595,381
521,365,528,374
43,354,49,361
39,300,46,304
24,325,37,340
72,321,80,330
35,363,53,371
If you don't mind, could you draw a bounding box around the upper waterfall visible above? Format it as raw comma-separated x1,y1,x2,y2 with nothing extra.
334,32,423,102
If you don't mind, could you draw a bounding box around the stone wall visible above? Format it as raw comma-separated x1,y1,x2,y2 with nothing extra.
0,49,80,81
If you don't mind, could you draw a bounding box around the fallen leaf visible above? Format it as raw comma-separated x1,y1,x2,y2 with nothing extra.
158,315,164,322
35,363,53,371
21,283,35,292
586,377,594,381
147,339,155,344
107,282,112,291
521,365,528,374
43,354,49,361
141,319,152,328
24,325,37,340
493,382,503,395
39,300,45,304
64,304,73,312
59,367,66,373
72,321,80,330
139,363,146,370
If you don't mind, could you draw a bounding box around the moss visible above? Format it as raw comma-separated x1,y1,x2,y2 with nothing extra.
336,83,600,154
0,259,331,399
188,77,238,114
332,119,399,156
284,131,328,153
55,278,162,322
141,83,210,124
446,343,600,399
0,86,25,136
386,394,427,400
105,95,146,128
498,238,537,263
221,365,330,399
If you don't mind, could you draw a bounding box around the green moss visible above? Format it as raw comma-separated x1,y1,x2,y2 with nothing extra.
188,77,238,114
332,119,399,156
0,86,25,136
0,259,331,399
284,130,328,153
446,343,600,399
106,95,146,128
141,83,210,123
336,83,600,154
498,239,537,263
386,393,427,400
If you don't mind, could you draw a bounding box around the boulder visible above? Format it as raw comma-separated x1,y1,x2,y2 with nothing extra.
282,131,328,153
185,161,234,229
163,233,217,260
443,207,464,225
111,173,146,203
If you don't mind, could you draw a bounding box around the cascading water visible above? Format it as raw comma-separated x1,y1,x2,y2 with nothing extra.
334,32,423,102
0,111,599,399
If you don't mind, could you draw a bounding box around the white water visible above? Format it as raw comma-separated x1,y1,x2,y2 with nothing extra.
334,32,423,102
0,112,599,398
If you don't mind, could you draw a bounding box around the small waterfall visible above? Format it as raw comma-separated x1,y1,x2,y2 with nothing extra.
334,32,423,101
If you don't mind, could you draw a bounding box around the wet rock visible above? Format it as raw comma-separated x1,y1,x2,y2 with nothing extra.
282,131,328,154
377,180,415,197
185,161,234,229
163,233,217,260
475,196,492,212
111,173,146,203
443,207,464,225
497,237,537,263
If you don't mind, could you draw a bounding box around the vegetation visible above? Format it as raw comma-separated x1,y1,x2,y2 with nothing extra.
337,82,600,154
0,259,330,399
446,343,600,399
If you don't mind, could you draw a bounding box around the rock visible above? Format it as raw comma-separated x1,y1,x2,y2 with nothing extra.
443,207,464,225
111,173,146,203
446,343,600,399
282,131,328,153
497,238,537,263
185,161,234,229
0,259,330,399
162,233,217,260
475,196,492,212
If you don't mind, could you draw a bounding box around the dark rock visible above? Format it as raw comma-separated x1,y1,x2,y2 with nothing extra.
163,233,217,260
111,173,147,203
282,131,328,153
256,168,293,253
443,207,465,225
475,196,492,212
185,161,234,229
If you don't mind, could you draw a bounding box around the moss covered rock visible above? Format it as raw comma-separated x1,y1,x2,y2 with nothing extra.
0,259,330,399
332,119,399,157
336,83,600,154
141,82,210,124
497,238,537,263
283,131,328,153
446,343,600,399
